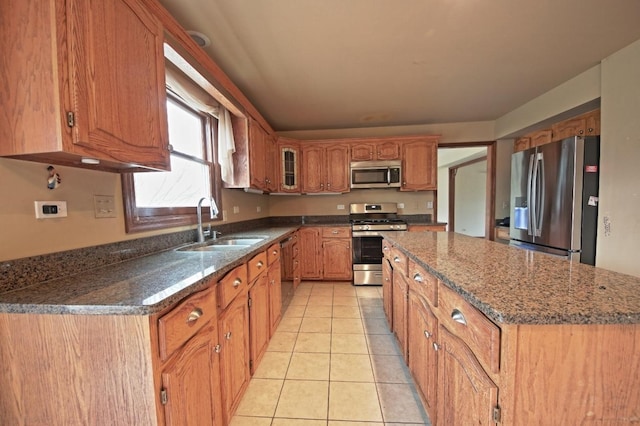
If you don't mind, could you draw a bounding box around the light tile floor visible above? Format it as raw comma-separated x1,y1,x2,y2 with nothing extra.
230,281,432,426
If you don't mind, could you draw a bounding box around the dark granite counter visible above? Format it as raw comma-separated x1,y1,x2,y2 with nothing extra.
0,227,297,316
382,231,640,325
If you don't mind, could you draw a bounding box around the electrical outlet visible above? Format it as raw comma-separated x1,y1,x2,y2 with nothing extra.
233,206,239,214
427,201,433,209
94,195,116,218
397,203,405,209
337,204,345,210
256,206,261,212
34,201,67,219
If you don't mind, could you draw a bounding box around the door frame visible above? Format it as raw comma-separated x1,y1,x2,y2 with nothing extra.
439,141,497,240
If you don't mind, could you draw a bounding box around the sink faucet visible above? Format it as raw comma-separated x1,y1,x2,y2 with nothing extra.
196,197,220,243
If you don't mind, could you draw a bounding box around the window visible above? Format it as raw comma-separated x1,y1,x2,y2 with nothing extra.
122,94,222,233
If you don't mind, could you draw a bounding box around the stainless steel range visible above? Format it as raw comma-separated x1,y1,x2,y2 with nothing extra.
350,203,407,285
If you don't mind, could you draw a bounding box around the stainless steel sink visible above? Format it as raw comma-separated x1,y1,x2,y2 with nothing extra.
212,238,265,246
177,236,267,252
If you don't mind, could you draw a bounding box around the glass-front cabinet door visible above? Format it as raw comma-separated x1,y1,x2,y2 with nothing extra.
278,139,300,193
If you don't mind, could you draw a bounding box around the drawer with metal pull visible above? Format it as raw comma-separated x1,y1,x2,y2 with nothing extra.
248,251,268,283
438,281,501,374
218,264,248,310
267,242,281,265
390,246,408,276
158,284,217,361
322,226,351,238
408,260,438,307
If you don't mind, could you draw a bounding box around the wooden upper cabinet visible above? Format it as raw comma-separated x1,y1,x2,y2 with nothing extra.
514,137,531,152
300,143,350,193
530,129,553,147
265,135,279,192
0,0,170,171
350,140,400,161
401,138,438,191
277,138,301,193
552,109,601,141
248,118,267,190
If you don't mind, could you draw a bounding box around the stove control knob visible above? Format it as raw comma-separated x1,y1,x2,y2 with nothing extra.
364,224,370,231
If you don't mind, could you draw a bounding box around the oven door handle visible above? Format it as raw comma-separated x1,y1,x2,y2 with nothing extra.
351,231,383,237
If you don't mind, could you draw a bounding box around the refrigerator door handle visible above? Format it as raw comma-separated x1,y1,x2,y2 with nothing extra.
535,152,545,237
527,153,535,236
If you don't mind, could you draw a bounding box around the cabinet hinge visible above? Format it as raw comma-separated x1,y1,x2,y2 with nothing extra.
160,388,168,405
66,111,75,127
493,406,501,423
248,297,252,308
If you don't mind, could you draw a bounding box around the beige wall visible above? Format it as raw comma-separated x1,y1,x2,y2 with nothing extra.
494,139,514,221
597,39,640,276
0,157,269,261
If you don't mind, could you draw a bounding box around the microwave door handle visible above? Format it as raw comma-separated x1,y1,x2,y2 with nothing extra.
387,167,391,185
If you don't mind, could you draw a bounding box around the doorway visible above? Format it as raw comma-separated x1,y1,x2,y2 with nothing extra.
437,142,497,239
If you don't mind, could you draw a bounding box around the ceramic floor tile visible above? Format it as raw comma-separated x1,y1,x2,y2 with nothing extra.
330,353,375,382
300,317,332,333
331,333,369,354
310,286,334,296
370,355,412,383
290,294,310,305
230,415,273,426
332,306,361,318
362,317,391,334
295,332,332,353
366,334,402,355
287,352,330,380
333,296,359,306
332,286,357,297
283,304,307,318
328,422,382,426
308,295,334,306
332,318,364,334
275,380,329,419
273,419,328,426
355,287,382,298
360,306,386,319
305,305,334,318
328,382,383,422
359,298,384,307
253,351,292,379
234,378,283,417
377,383,430,424
277,316,303,332
267,331,298,352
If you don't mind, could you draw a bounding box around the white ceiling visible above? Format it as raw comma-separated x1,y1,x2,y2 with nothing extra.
158,0,640,132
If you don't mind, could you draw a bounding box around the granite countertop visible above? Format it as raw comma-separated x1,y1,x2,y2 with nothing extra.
382,231,640,325
0,227,296,316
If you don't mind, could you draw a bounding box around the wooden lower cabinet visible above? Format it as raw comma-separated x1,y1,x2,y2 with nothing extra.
436,325,498,425
218,290,250,424
392,268,408,360
382,258,393,327
407,289,438,423
161,322,224,426
300,226,352,281
248,272,270,375
269,260,282,336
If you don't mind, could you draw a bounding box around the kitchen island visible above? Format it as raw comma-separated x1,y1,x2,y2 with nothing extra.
381,231,640,425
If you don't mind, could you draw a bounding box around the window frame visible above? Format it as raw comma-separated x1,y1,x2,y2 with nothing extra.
122,93,223,233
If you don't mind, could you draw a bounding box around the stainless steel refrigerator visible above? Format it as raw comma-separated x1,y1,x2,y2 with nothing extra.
510,136,600,264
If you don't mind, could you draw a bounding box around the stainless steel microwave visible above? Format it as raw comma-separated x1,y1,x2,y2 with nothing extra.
350,160,402,189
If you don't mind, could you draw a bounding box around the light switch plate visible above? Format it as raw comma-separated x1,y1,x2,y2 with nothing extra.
34,201,67,219
94,195,116,218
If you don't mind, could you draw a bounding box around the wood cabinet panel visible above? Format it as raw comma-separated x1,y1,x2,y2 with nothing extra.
437,325,498,426
529,129,553,147
383,258,393,328
249,272,270,374
401,138,438,191
218,264,248,310
158,285,217,361
408,260,438,307
161,322,223,426
321,226,351,239
301,143,349,193
277,139,301,193
325,144,350,192
0,0,170,171
218,291,250,424
299,227,322,279
269,261,282,336
351,140,400,161
438,282,500,374
322,238,352,280
514,137,531,152
392,268,409,361
248,251,268,283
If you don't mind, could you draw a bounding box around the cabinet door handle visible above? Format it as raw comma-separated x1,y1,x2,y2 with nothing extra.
225,331,232,340
413,273,424,283
332,230,338,234
433,342,440,351
256,261,264,268
273,249,279,255
452,309,467,326
233,278,242,288
214,344,222,353
424,330,431,339
383,246,389,251
393,256,401,263
186,307,203,322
